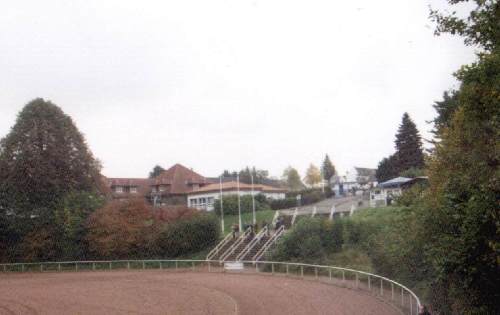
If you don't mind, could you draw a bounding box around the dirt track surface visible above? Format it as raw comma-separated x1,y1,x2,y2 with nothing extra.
0,271,400,315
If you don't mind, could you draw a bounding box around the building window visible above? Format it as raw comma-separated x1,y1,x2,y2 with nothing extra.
191,199,198,206
115,186,123,193
130,187,138,193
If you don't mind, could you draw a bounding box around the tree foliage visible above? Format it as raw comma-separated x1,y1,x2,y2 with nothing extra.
321,154,336,182
148,165,165,178
0,99,102,233
430,0,500,52
282,166,304,191
394,112,425,172
375,155,399,182
304,163,322,186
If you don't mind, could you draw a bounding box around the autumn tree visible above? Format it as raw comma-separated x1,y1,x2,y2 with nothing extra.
321,154,336,183
304,164,322,186
0,99,103,235
86,198,154,259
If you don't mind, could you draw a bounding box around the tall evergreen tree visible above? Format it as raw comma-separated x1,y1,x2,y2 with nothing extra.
0,98,102,232
394,113,425,172
321,154,336,183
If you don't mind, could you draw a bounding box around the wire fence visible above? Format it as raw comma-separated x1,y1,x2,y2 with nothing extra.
0,259,421,315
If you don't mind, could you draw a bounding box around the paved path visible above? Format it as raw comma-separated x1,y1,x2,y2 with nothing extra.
0,271,401,315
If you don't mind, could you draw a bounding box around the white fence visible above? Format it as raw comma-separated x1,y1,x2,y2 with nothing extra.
0,259,421,314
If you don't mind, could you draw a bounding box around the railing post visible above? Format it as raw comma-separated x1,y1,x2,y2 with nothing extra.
58,263,61,271
75,263,78,272
391,283,394,300
208,261,211,272
368,275,371,290
92,262,95,271
286,264,289,276
109,262,112,270
410,295,413,315
192,261,195,271
142,261,145,270
271,263,274,275
22,264,25,272
40,264,43,272
380,278,383,295
342,270,345,283
329,268,332,281
127,261,130,270
256,263,259,273
301,266,304,278
3,265,6,272
175,261,178,270
401,288,404,306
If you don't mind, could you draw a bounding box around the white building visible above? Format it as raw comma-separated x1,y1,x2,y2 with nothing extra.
370,176,428,207
331,167,377,196
187,181,287,211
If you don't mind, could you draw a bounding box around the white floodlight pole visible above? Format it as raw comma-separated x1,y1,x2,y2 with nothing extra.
237,174,242,231
251,173,256,225
219,175,225,234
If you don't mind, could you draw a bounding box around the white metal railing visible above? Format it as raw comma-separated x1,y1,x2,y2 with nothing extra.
206,231,233,260
0,259,421,315
252,225,285,261
219,227,252,261
236,226,268,261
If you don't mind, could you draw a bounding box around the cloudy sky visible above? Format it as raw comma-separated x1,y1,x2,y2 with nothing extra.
0,0,476,179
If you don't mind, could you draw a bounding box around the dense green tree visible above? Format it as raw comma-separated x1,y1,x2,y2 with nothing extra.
422,53,500,314
420,2,500,312
375,155,399,182
431,90,460,137
430,0,500,52
0,99,102,234
394,113,425,172
282,166,304,191
148,165,165,178
321,154,336,182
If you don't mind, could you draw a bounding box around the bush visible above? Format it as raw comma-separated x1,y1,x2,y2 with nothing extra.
270,218,344,263
86,198,155,259
213,194,270,216
155,214,219,257
286,188,327,206
269,197,297,210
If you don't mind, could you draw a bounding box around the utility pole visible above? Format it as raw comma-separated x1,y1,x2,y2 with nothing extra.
251,173,256,225
237,173,242,231
219,175,225,234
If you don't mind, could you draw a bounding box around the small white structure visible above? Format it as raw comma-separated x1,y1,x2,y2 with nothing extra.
331,167,377,196
187,181,287,211
370,177,428,207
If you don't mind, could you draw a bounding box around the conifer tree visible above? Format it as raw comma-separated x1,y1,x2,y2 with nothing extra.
321,154,336,183
394,113,425,173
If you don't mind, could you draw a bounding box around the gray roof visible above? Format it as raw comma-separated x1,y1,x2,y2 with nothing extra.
379,177,413,188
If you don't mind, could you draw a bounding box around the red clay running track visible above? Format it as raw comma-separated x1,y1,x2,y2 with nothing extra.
0,270,401,314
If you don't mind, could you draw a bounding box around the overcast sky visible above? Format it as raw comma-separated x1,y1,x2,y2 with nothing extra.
0,0,477,179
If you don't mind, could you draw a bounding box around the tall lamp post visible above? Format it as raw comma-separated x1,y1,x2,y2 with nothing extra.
251,173,256,225
219,176,225,234
237,174,242,232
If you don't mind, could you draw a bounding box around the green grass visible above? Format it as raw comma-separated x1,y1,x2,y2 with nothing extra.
218,210,277,235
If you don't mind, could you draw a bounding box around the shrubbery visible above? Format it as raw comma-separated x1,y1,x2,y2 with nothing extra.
155,214,219,257
86,199,219,259
213,194,270,215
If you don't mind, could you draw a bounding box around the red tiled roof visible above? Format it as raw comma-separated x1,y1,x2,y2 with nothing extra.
152,163,208,194
188,181,287,195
